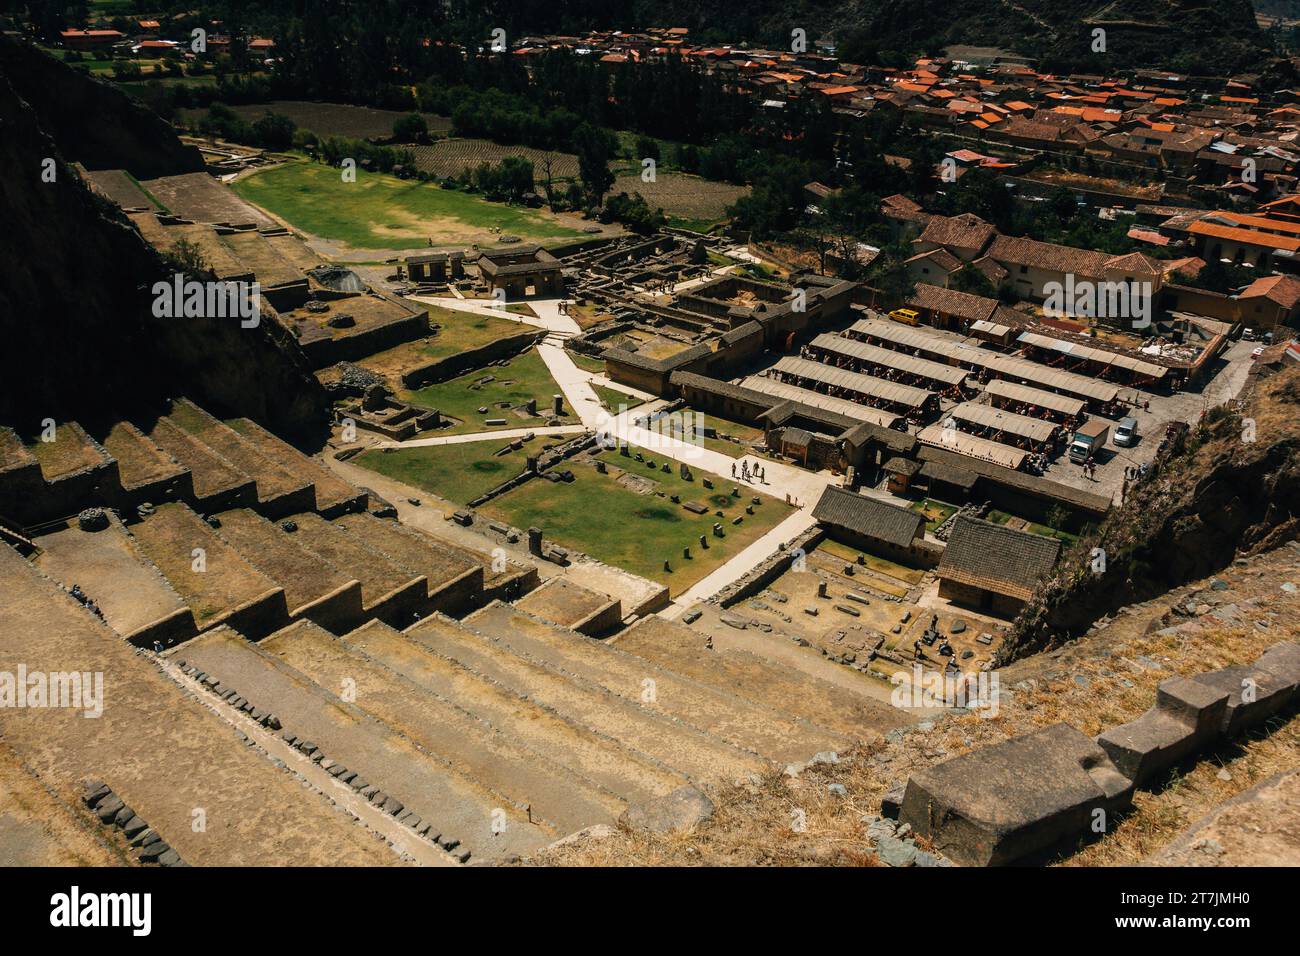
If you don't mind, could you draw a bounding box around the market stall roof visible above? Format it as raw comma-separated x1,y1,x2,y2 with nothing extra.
947,401,1059,444
983,379,1086,418
770,356,934,409
916,423,1029,470
809,333,969,387
740,376,902,428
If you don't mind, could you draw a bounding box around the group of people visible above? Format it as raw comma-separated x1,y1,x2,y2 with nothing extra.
68,584,104,622
732,459,766,484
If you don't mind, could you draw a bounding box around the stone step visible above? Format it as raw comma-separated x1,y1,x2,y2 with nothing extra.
266,620,632,829
84,418,189,503
224,416,366,517
212,508,361,629
135,411,256,512
0,545,394,866
464,602,848,764
32,510,188,639
180,622,549,862
282,512,426,623
612,616,897,740
401,614,766,783
337,619,685,805
332,512,482,614
128,501,287,636
164,399,314,518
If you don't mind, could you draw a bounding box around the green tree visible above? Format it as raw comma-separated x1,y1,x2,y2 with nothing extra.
393,113,429,142
573,122,615,209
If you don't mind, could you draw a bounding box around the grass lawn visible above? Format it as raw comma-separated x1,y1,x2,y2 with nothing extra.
399,348,574,434
908,498,960,532
679,408,766,459
593,385,645,412
986,509,1080,546
569,352,607,374
231,160,588,250
482,447,795,589
353,440,535,505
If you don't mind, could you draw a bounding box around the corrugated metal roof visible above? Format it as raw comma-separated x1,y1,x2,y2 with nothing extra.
1017,332,1167,379
850,316,1120,403
970,319,1011,337
771,357,934,409
809,333,968,387
984,379,1085,418
740,377,902,428
947,401,1059,443
916,423,1029,470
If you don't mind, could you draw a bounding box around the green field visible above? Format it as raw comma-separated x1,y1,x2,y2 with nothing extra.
354,440,534,504
351,438,796,588
986,509,1080,546
399,348,573,434
231,160,587,250
484,448,794,588
593,385,644,412
909,498,960,532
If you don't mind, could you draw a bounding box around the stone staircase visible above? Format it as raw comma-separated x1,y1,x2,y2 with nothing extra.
155,598,873,864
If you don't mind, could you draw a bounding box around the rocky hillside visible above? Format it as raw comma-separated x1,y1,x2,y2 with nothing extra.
0,38,329,443
998,366,1300,664
0,38,204,179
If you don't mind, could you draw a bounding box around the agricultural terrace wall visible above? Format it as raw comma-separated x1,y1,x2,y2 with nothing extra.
297,311,428,369
400,330,542,389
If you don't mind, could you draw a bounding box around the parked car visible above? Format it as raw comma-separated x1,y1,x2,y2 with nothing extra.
1114,416,1139,447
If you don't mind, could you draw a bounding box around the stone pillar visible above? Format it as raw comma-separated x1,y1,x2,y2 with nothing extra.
527,527,543,556
553,394,564,416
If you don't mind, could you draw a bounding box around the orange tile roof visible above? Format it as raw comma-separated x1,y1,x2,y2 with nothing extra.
1189,220,1300,252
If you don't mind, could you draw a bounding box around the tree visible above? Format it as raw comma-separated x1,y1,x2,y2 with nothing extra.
252,112,296,151
393,113,429,143
951,263,997,298
573,122,615,209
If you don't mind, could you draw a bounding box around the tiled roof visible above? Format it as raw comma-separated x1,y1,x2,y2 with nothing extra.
916,213,996,253
938,515,1062,601
811,486,924,548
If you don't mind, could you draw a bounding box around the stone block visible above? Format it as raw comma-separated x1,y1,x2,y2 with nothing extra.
1188,665,1294,736
898,723,1134,866
1097,677,1229,786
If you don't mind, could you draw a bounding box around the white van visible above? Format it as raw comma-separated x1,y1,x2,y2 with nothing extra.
1114,417,1139,447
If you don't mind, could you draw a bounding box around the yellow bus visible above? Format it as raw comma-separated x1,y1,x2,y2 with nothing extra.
888,308,920,326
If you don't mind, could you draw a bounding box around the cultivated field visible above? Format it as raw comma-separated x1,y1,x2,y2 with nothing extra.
410,139,581,181
231,160,590,252
179,101,452,140
610,172,748,221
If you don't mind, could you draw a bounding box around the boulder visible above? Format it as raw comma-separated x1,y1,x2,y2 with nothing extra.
620,785,714,834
